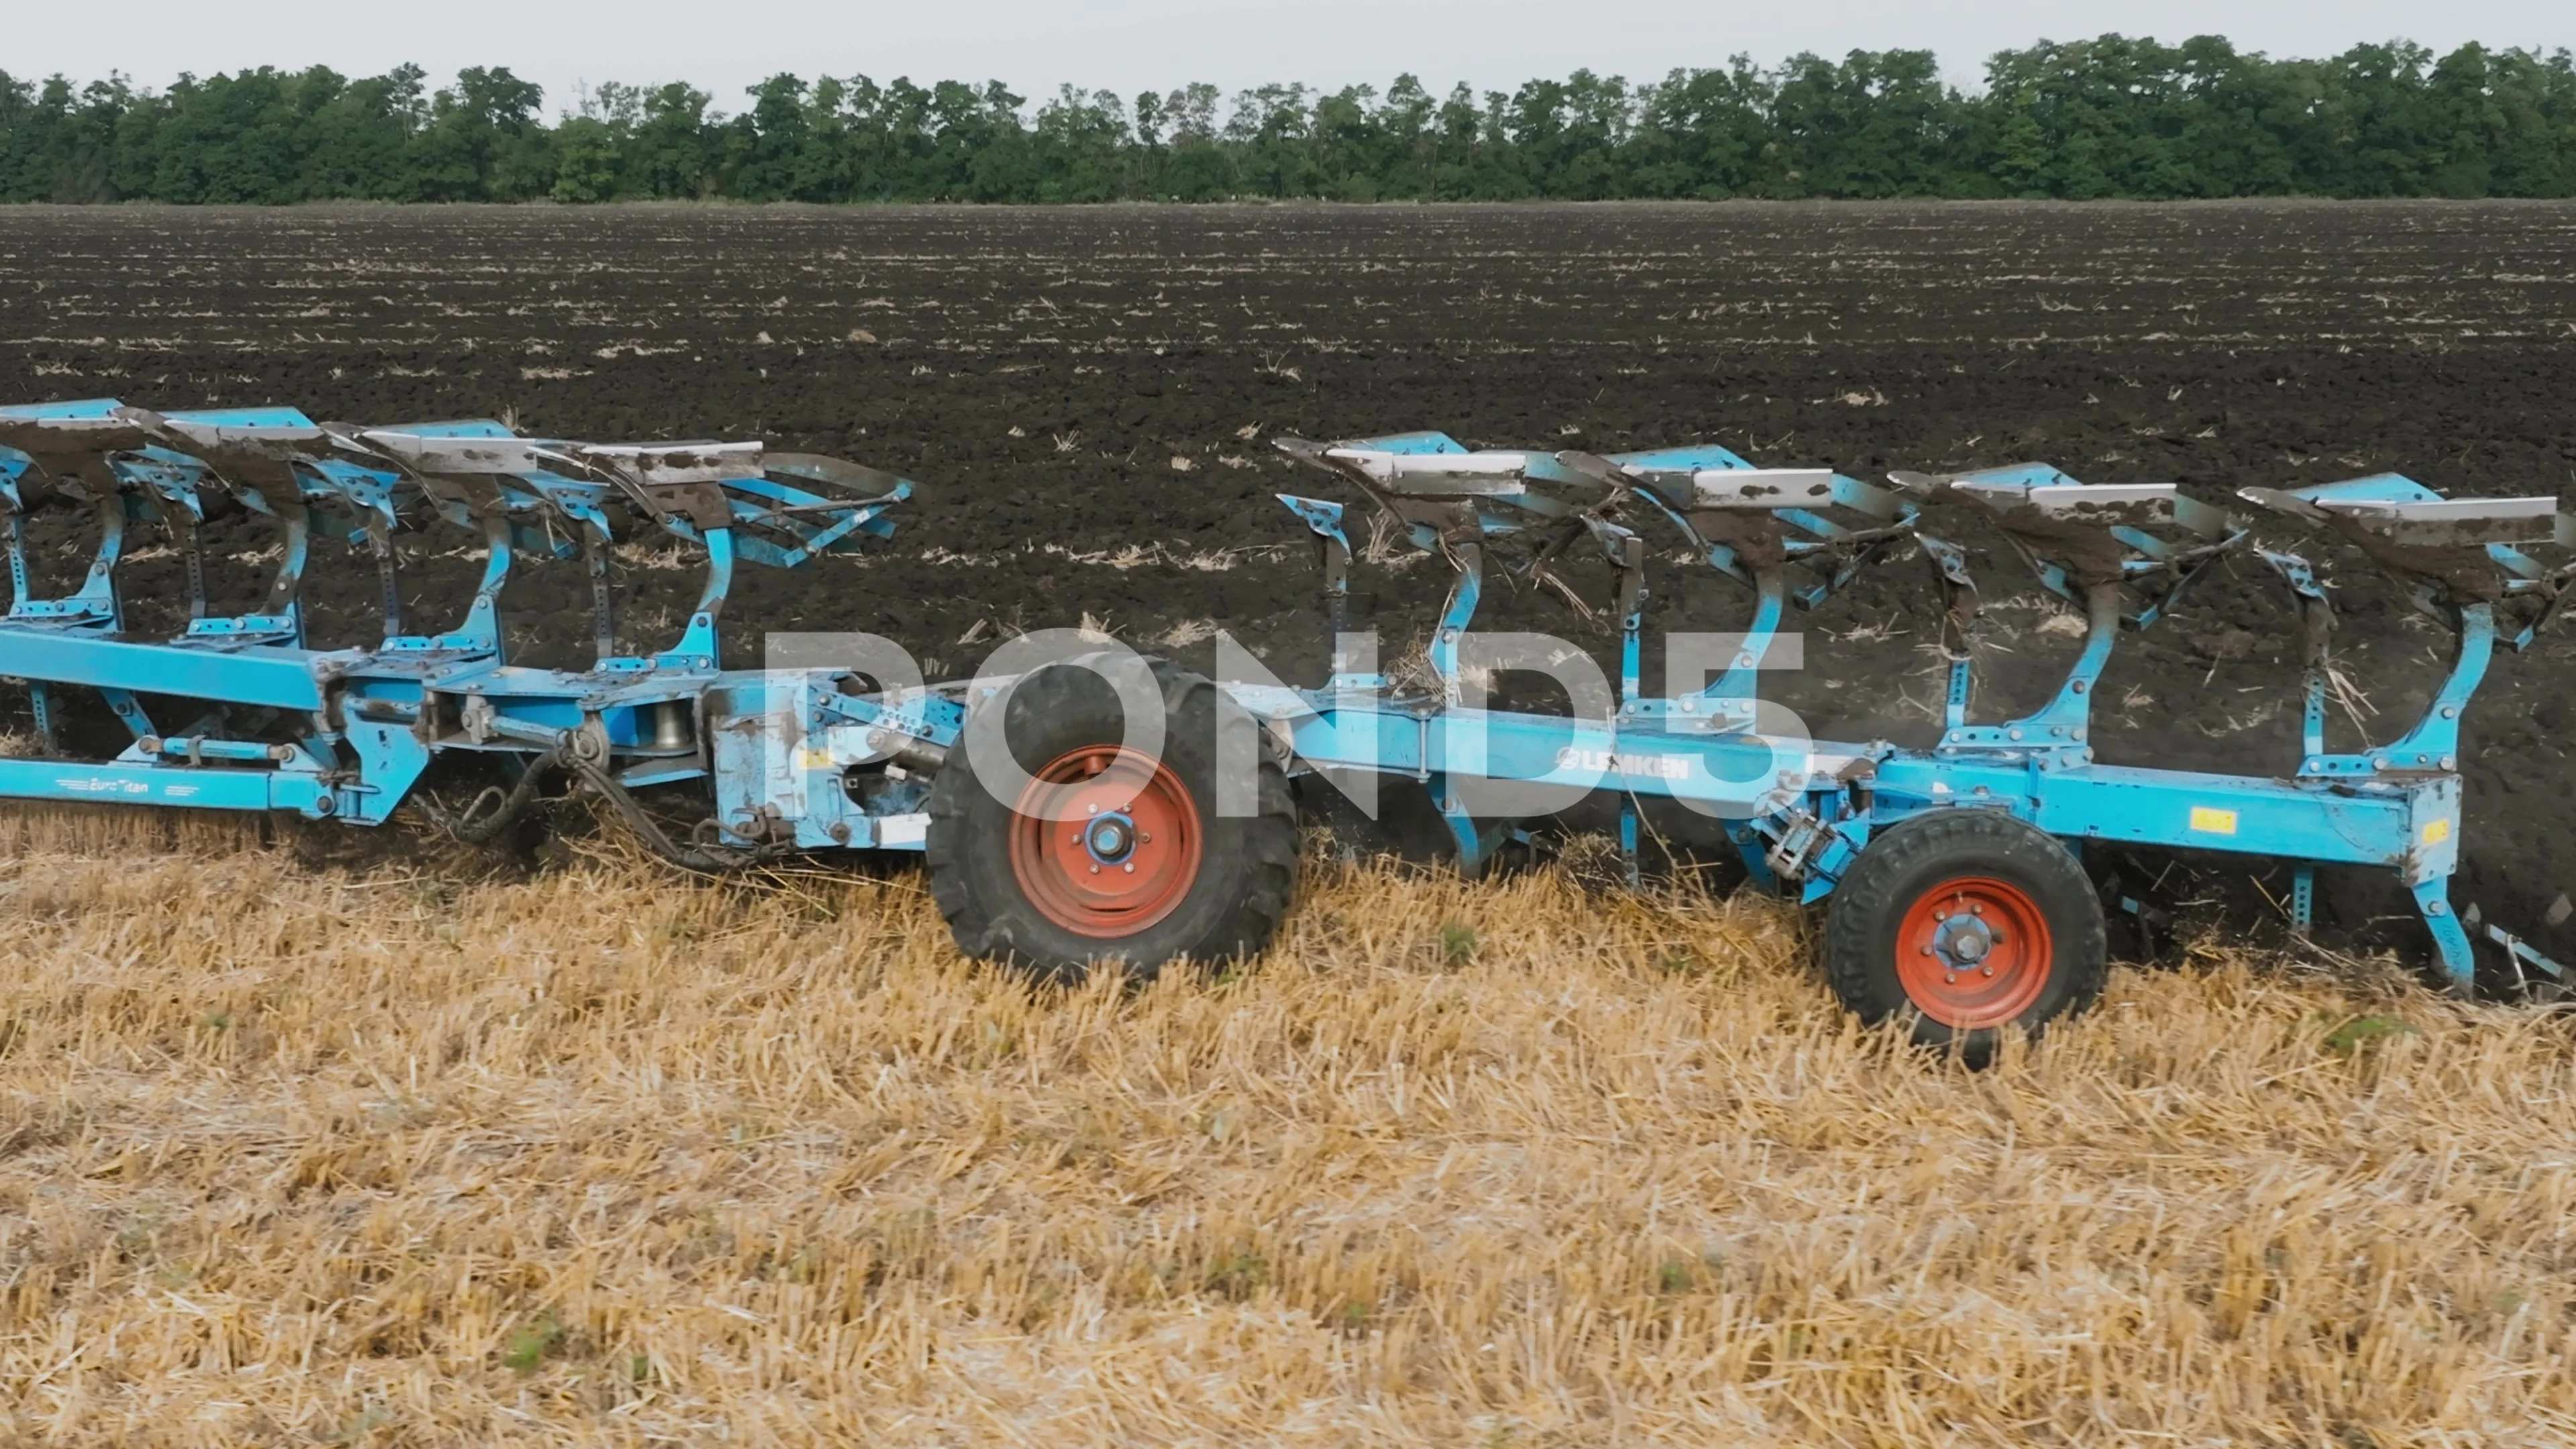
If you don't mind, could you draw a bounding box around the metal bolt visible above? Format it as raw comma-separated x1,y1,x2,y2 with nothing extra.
1123,863,1135,873
1982,966,1994,977
1088,803,1099,814
1919,946,1933,957
1138,833,1151,845
1944,972,1957,983
1990,930,2006,943
1970,904,1983,915
2441,706,2457,718
2008,729,2023,741
2440,756,2456,770
1089,864,1100,874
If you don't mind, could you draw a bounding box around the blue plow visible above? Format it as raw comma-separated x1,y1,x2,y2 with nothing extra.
0,399,959,863
1247,430,2573,1007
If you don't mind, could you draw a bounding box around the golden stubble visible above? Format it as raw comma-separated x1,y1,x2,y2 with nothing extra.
1,820,2571,1446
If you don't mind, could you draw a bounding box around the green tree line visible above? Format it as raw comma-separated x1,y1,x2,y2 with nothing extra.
5,36,2575,204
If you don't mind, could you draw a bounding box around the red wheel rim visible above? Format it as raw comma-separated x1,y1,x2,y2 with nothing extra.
1893,875,2054,1030
1008,747,1205,939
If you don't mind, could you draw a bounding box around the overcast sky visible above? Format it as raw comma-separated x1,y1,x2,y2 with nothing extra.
10,0,2569,114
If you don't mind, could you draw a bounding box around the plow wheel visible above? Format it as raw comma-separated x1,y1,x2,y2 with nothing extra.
1824,809,2106,1057
927,653,1299,982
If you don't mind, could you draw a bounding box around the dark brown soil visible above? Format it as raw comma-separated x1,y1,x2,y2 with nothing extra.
5,201,2575,969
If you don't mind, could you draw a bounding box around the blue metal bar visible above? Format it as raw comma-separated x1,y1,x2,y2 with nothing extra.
1936,580,2118,763
1427,771,1490,875
0,631,324,710
1263,692,2460,876
2412,877,2475,993
4,508,27,612
1428,543,1483,705
1619,605,1642,706
98,688,154,741
413,510,515,660
2379,603,2491,771
0,757,329,815
654,527,735,669
1703,569,1786,708
1618,795,1640,888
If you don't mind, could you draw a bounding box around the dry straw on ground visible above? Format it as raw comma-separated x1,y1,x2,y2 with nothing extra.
2,814,2572,1446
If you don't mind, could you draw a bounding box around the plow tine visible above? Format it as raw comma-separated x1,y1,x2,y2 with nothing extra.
1271,435,1338,468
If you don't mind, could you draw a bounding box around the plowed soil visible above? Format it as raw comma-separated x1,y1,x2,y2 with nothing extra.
4,201,2574,970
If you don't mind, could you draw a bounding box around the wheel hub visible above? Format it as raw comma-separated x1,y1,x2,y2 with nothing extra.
1894,876,2052,1029
1083,811,1137,864
1008,747,1204,938
1935,914,1996,965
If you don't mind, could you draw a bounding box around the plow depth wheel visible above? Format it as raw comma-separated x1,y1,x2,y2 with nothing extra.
1824,809,2106,1054
927,653,1299,981
1008,747,1205,937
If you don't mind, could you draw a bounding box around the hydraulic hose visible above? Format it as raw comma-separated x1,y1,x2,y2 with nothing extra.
417,745,568,845
561,751,792,873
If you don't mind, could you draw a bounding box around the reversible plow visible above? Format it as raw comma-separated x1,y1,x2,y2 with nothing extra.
4,397,2571,1047
1224,430,2574,1039
0,398,954,864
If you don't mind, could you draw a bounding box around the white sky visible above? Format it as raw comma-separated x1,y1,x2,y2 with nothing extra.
10,0,2569,115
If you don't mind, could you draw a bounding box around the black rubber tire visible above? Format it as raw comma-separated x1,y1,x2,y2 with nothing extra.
926,651,1299,982
1823,808,2108,1054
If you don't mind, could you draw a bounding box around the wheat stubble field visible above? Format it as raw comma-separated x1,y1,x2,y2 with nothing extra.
0,813,2570,1446
4,203,2576,1444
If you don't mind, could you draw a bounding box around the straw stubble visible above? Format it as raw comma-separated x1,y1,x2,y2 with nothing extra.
1,834,2570,1445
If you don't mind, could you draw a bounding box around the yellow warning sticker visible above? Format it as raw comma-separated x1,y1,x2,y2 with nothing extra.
2189,806,2239,836
2424,818,2451,845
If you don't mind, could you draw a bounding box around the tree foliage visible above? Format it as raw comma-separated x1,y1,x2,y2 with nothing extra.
5,38,2574,204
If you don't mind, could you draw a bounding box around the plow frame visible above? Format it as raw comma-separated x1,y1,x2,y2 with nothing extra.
0,398,948,859
1252,430,2573,994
